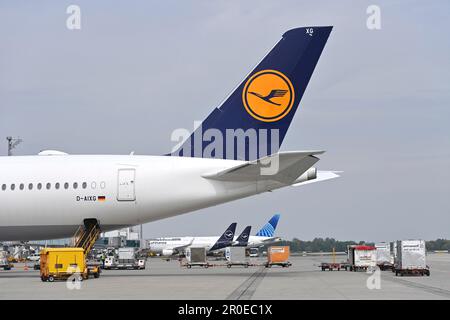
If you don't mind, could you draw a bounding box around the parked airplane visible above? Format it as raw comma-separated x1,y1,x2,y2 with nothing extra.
0,26,338,241
233,226,252,247
148,214,281,256
209,223,237,252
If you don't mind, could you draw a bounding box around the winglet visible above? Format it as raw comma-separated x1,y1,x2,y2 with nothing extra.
202,151,325,182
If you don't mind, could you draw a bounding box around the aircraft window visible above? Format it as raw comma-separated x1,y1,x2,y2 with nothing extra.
11,184,15,191
82,182,87,189
1,184,6,191
91,182,97,189
37,183,42,190
55,183,60,190
46,183,51,190
28,183,33,190
64,182,69,189
100,181,106,189
19,183,24,190
73,182,78,189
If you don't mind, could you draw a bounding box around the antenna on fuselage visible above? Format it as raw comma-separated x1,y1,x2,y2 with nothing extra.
6,136,23,156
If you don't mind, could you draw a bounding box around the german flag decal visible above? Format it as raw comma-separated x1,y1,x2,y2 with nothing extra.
98,196,106,202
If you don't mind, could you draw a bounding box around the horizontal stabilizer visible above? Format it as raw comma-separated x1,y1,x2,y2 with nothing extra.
202,151,324,185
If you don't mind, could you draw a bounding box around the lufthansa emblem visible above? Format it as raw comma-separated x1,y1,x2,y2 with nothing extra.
242,69,295,122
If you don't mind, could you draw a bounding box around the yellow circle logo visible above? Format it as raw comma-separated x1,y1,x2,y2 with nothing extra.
242,69,295,122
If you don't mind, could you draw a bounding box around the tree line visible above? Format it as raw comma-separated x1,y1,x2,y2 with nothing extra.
426,239,450,251
267,237,450,253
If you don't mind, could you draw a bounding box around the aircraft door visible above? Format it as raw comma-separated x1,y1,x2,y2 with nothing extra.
117,169,136,201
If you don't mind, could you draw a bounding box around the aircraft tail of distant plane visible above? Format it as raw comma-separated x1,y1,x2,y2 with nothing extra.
234,226,252,247
256,214,280,237
171,26,333,161
209,222,237,251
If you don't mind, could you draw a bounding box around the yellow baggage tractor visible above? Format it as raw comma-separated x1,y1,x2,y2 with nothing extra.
40,248,100,282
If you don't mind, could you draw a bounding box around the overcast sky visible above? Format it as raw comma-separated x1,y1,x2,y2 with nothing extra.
1,1,449,242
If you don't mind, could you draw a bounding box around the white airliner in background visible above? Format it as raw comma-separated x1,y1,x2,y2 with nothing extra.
0,27,338,241
148,214,282,256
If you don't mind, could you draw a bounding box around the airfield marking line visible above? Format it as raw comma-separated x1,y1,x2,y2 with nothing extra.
226,266,267,300
381,274,450,298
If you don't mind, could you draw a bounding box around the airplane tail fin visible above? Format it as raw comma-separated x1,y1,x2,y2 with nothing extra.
209,223,237,251
171,26,332,161
234,226,252,247
256,214,280,237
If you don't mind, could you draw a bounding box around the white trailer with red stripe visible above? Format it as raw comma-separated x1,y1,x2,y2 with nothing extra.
347,245,377,271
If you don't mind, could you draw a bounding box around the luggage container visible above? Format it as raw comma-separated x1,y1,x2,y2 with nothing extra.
118,247,135,261
39,248,100,282
265,246,291,268
225,247,249,268
375,242,393,271
347,245,376,271
117,247,139,269
185,247,209,268
394,240,430,276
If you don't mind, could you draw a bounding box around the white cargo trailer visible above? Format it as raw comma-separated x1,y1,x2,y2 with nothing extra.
375,242,393,271
185,247,209,268
225,247,249,268
117,247,138,269
347,245,376,271
390,241,396,264
394,240,429,276
390,241,398,273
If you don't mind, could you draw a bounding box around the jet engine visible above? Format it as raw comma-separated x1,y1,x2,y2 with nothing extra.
294,167,317,184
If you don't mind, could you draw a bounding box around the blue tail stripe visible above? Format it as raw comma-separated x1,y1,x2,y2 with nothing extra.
256,214,280,237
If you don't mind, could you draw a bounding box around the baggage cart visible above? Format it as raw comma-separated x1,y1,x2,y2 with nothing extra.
225,247,249,268
265,246,291,268
185,247,210,268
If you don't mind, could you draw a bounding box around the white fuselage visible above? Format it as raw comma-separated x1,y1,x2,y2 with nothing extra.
0,155,285,241
148,235,277,254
